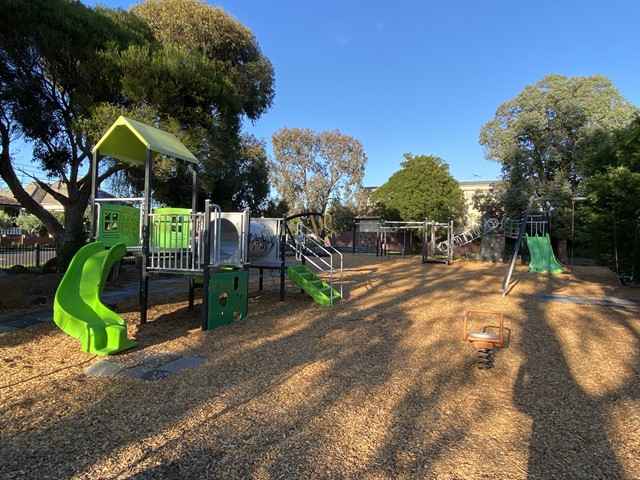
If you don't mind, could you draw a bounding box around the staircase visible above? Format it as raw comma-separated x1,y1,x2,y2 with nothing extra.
287,265,341,306
286,220,342,306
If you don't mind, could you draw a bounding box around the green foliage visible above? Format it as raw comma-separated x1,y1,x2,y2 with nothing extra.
325,202,356,235
0,0,154,268
479,74,638,237
271,127,367,234
580,116,640,274
131,0,274,121
51,210,65,227
472,182,508,220
200,134,271,212
107,0,276,210
259,198,289,218
16,214,45,236
13,211,63,236
0,211,14,229
1,0,275,269
371,154,464,222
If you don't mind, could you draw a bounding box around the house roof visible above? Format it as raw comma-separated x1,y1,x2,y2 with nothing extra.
0,194,20,207
93,116,198,165
1,182,113,210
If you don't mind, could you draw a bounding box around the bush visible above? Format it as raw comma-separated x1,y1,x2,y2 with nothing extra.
0,211,14,230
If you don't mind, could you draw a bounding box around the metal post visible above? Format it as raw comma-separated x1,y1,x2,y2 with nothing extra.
90,151,99,241
140,148,152,324
280,215,286,301
571,197,587,266
352,219,356,254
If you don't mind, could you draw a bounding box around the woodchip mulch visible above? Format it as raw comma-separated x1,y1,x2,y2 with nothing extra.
1,254,639,479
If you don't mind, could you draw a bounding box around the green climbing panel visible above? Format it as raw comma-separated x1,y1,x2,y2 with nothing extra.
287,265,341,307
207,270,248,330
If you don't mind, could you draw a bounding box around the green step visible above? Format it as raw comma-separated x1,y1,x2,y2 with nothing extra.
287,265,341,307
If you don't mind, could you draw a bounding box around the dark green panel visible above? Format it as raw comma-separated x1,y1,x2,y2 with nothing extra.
207,270,249,329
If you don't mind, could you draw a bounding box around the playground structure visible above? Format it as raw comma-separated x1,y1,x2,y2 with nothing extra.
53,116,343,355
53,241,138,355
501,196,564,296
354,217,502,264
423,220,454,264
377,220,424,257
352,217,381,254
53,116,565,355
462,309,505,369
350,206,564,295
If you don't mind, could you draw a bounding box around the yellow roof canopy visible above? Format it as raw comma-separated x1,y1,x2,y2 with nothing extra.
92,116,198,165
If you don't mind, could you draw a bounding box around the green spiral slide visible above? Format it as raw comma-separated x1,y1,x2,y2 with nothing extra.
53,241,138,355
525,233,564,274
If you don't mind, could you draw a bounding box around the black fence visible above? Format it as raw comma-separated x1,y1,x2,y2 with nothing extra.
0,244,57,269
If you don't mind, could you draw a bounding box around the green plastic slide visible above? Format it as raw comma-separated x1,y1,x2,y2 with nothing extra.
525,233,564,274
53,241,138,355
287,265,341,306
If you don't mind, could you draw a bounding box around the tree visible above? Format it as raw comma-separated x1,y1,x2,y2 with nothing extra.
472,182,507,221
270,127,367,234
580,116,640,275
479,74,637,260
0,0,154,268
0,0,275,269
0,211,12,230
15,213,45,236
129,0,275,210
325,201,356,235
371,153,464,222
131,0,274,123
197,134,271,212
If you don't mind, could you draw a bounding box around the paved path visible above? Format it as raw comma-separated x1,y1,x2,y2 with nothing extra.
538,292,640,308
0,277,187,333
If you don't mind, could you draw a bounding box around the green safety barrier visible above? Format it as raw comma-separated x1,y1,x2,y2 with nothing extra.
207,270,249,329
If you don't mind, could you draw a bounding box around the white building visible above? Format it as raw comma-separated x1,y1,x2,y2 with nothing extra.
458,180,497,227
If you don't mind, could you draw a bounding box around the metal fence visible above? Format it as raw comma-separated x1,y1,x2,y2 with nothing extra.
0,244,57,269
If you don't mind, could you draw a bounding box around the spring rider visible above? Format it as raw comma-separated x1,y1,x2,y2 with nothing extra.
462,309,504,369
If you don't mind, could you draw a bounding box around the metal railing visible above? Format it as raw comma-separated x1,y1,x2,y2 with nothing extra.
292,222,343,304
0,244,56,269
145,202,223,273
147,210,208,273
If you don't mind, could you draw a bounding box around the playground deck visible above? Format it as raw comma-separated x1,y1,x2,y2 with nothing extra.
1,254,639,479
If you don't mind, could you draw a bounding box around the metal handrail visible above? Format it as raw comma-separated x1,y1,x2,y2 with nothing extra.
291,222,343,304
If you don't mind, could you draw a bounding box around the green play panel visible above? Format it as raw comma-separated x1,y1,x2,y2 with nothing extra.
206,270,248,330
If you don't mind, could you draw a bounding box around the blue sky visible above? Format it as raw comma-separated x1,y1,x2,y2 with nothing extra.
8,0,640,189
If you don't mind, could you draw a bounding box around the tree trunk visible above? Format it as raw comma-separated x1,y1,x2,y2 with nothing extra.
557,238,568,264
55,198,90,271
309,215,325,237
0,127,63,239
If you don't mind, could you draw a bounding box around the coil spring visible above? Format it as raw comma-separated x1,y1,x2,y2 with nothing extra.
477,348,494,369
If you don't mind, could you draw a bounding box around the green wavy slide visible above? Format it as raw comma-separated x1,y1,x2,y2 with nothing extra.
525,233,564,274
54,241,138,355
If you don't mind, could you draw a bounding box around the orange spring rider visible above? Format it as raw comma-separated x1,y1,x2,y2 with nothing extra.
462,309,504,369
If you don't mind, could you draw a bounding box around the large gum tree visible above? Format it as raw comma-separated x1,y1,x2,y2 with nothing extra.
270,127,367,235
0,0,153,268
0,0,275,269
479,73,637,261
